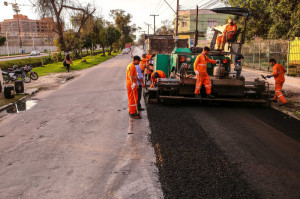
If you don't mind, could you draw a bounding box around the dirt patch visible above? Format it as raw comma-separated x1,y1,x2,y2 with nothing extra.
147,104,260,199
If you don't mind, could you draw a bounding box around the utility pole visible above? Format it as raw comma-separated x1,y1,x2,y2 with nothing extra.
144,23,152,36
175,0,179,37
150,14,159,35
194,5,199,48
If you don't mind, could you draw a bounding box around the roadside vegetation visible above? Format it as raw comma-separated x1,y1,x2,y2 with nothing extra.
33,51,120,76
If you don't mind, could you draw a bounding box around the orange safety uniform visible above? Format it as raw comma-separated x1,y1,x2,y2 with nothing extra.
126,63,138,114
272,64,287,104
217,23,237,46
194,54,216,95
140,58,147,71
150,70,166,88
145,54,153,75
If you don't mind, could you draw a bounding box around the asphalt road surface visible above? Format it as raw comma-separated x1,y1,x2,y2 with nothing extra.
0,48,163,199
147,102,300,199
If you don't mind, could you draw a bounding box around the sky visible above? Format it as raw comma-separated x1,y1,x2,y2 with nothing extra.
0,0,225,40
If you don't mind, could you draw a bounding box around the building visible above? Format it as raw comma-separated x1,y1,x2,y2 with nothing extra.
176,9,229,47
0,14,58,47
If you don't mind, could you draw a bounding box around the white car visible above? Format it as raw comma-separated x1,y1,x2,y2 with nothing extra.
122,48,130,54
30,50,40,56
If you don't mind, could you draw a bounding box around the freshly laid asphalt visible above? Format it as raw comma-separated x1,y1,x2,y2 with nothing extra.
147,103,300,199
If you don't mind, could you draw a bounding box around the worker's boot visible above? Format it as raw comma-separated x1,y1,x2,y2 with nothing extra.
195,94,201,98
130,113,142,119
207,94,215,99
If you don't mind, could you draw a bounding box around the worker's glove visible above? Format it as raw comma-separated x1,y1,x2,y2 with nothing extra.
131,83,136,90
195,70,199,76
266,75,272,78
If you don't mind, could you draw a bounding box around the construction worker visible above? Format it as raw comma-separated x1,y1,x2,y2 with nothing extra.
217,18,237,50
267,58,287,106
126,56,141,119
194,47,219,98
150,70,166,88
135,63,146,112
140,54,147,73
146,51,152,65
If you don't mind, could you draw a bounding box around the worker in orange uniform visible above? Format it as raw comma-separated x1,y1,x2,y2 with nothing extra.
146,51,152,65
267,58,287,106
140,54,147,73
126,56,141,119
217,18,237,50
150,70,166,88
194,47,219,98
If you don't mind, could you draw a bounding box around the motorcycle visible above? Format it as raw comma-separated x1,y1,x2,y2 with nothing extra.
2,65,31,84
22,65,38,80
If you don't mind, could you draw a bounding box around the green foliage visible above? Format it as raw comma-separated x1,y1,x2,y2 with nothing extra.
225,0,300,40
0,36,6,46
42,56,54,65
110,9,137,48
106,26,121,55
33,51,120,76
0,57,43,70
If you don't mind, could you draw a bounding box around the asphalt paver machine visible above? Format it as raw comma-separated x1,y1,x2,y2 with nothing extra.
145,7,270,107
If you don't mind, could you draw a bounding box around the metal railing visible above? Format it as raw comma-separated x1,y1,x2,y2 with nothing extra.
242,38,300,76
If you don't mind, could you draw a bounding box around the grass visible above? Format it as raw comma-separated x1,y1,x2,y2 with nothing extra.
0,94,27,107
33,51,120,76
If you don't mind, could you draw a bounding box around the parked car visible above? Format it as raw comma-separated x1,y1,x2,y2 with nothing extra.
30,50,40,56
122,48,130,54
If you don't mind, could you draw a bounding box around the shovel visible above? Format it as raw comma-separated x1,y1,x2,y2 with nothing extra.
261,75,267,80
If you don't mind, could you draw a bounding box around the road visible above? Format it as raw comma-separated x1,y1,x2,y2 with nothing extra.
0,48,163,199
0,54,48,62
147,101,300,198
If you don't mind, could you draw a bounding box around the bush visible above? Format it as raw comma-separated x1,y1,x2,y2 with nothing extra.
0,57,44,70
42,56,54,65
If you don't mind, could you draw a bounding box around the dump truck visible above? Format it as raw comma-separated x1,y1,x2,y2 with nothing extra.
144,35,189,54
144,7,271,107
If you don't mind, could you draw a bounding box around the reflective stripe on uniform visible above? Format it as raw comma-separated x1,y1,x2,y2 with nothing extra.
198,64,206,66
277,95,283,97
130,104,136,106
205,85,211,87
275,91,281,92
196,86,200,88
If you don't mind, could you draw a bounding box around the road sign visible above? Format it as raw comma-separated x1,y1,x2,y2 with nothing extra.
190,38,194,45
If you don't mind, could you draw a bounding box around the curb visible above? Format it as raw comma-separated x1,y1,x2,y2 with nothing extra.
0,88,40,112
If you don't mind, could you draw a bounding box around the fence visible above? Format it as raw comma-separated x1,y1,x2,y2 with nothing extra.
0,46,57,55
242,38,300,76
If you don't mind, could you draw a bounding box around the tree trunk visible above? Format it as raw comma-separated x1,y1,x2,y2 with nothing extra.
108,45,112,55
101,44,106,56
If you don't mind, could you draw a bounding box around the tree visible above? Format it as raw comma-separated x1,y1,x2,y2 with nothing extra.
223,0,300,40
106,26,121,55
0,37,6,46
110,9,138,48
156,20,174,35
34,0,96,51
